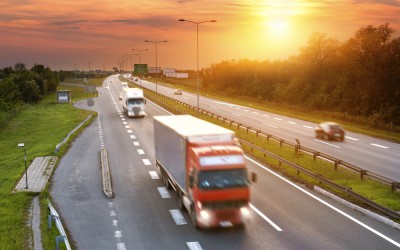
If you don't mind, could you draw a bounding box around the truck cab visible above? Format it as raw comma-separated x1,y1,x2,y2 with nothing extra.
121,88,146,117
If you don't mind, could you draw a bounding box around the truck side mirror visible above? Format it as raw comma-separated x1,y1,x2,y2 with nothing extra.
250,172,257,183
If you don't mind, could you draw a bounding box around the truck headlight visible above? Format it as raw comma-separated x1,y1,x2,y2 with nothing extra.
240,206,251,218
200,210,210,221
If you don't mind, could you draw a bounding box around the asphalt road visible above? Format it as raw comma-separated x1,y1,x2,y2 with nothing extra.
50,75,400,250
134,76,400,183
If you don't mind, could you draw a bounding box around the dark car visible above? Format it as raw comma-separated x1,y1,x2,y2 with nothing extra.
315,122,345,141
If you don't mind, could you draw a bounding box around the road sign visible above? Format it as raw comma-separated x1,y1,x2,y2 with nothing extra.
134,64,148,74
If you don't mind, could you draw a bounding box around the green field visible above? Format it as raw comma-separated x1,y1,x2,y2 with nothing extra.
0,83,97,249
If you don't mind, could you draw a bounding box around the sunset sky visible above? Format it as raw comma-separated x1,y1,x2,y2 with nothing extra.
1,0,399,71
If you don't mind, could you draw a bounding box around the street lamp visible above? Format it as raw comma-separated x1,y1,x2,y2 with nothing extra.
131,49,148,64
18,143,28,189
179,18,216,117
125,53,133,72
74,64,77,84
144,40,167,93
88,61,91,84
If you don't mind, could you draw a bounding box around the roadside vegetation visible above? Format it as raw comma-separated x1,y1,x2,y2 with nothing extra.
146,23,400,142
0,67,100,248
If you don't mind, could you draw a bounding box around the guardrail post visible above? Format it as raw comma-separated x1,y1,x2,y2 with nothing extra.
391,182,398,192
360,170,367,180
246,127,249,133
56,236,67,250
237,123,241,129
280,139,284,148
266,134,271,143
295,139,300,155
313,152,320,161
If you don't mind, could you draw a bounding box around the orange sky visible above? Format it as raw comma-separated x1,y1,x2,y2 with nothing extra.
1,0,399,71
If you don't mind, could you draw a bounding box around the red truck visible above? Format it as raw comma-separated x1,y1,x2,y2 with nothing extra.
154,115,256,229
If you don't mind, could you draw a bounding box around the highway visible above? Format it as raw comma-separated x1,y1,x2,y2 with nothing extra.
50,75,400,249
134,77,400,183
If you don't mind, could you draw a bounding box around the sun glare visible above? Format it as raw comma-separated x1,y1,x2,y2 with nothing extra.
268,19,289,37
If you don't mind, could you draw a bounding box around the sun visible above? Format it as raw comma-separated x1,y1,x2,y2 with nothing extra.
268,19,289,37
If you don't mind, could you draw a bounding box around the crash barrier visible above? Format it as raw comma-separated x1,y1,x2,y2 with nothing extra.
146,92,400,192
48,200,72,250
238,139,400,220
55,114,93,153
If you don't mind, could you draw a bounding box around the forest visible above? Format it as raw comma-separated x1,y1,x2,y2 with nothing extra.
0,63,59,126
202,24,400,127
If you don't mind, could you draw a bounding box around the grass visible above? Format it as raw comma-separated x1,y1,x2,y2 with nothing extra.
0,80,98,249
136,81,400,218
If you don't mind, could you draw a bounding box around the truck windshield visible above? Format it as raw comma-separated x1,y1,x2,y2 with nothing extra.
127,98,144,105
197,169,248,190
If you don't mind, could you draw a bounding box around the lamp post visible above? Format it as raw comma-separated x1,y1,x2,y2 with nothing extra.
144,40,167,93
179,18,216,117
74,64,77,84
18,143,28,189
88,61,91,84
131,49,148,64
125,53,133,72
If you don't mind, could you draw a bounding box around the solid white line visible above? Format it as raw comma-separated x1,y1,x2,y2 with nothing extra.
263,123,278,129
314,139,341,148
245,156,400,248
249,203,283,231
370,143,389,149
346,136,359,141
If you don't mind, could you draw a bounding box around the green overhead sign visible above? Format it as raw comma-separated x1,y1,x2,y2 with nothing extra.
134,64,148,74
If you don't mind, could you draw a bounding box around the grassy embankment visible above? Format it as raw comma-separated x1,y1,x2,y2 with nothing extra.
0,77,103,249
128,76,400,218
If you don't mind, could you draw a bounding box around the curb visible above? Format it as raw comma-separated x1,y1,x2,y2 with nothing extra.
314,186,400,230
100,147,114,198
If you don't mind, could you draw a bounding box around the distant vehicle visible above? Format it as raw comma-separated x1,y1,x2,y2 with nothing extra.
173,89,182,95
121,88,146,118
154,115,256,229
315,122,345,141
119,82,129,100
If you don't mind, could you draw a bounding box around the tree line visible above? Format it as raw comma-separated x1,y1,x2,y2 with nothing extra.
202,24,400,128
0,63,59,126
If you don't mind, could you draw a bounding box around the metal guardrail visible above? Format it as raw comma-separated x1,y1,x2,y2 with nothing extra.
48,200,72,250
238,139,400,220
152,93,400,192
55,114,93,153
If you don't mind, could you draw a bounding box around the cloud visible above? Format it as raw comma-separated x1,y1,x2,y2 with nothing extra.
353,0,400,6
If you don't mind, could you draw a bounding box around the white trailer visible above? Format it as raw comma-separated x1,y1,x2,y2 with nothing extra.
121,88,146,117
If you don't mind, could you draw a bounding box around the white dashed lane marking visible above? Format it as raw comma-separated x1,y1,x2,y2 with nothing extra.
157,187,171,198
370,143,389,149
187,242,203,250
169,209,187,225
149,171,159,179
263,123,278,129
142,159,152,165
137,149,145,155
